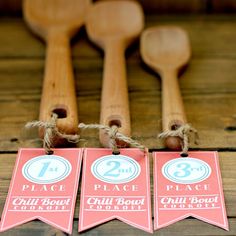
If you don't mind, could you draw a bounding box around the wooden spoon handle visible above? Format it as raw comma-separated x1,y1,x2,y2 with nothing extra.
100,40,131,147
39,31,78,136
162,70,187,149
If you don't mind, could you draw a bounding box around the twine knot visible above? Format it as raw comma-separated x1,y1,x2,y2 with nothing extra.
107,125,120,154
158,124,199,156
25,113,80,154
107,125,119,140
78,123,145,154
45,123,55,129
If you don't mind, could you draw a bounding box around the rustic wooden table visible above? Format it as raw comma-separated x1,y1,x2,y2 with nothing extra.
0,14,236,235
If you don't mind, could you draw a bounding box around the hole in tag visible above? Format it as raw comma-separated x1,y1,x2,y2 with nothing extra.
112,150,120,155
52,108,67,118
180,153,188,157
47,150,54,155
109,120,121,128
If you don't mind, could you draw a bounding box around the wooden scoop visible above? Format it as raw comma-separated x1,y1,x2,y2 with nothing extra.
141,26,191,150
23,0,90,139
86,0,144,147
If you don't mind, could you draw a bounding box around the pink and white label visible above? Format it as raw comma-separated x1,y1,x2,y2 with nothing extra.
0,148,83,234
79,148,152,233
153,151,228,230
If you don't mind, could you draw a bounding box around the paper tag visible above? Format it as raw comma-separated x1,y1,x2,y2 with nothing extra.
79,148,152,233
0,148,83,234
153,151,228,230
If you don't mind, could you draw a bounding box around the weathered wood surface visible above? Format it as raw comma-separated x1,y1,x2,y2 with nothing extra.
211,0,236,13
3,0,236,15
0,15,236,235
0,218,236,236
1,16,236,150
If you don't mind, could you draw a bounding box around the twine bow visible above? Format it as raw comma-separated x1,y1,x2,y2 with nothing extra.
25,113,79,154
158,124,199,156
78,123,145,154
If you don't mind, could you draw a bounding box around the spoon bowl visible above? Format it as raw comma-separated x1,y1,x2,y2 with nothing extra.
86,0,144,48
24,0,90,39
141,26,191,74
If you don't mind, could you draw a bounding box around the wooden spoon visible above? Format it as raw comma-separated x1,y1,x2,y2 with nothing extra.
86,0,144,147
23,0,90,140
141,26,191,150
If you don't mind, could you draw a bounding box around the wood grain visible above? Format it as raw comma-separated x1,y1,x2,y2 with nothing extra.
211,0,236,13
23,0,91,137
2,15,236,58
85,1,144,146
141,26,191,150
0,0,206,15
0,15,236,235
0,218,235,236
138,0,206,14
1,57,236,150
3,0,236,15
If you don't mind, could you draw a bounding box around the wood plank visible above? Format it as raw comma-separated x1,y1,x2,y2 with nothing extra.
0,0,22,16
144,15,236,59
130,0,205,14
4,0,236,15
0,218,235,236
1,16,236,59
211,0,236,13
0,0,206,16
0,152,235,217
0,57,236,150
0,14,235,236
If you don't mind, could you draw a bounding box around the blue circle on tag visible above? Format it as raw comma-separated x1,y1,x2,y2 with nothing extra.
91,155,141,184
162,157,211,184
22,155,72,184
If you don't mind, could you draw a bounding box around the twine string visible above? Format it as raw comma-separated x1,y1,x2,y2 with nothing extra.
78,123,145,153
25,113,80,154
158,124,199,156
107,125,120,154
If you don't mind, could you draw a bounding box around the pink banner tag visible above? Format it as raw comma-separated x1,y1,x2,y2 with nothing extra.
0,148,83,234
79,148,152,233
153,151,228,230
